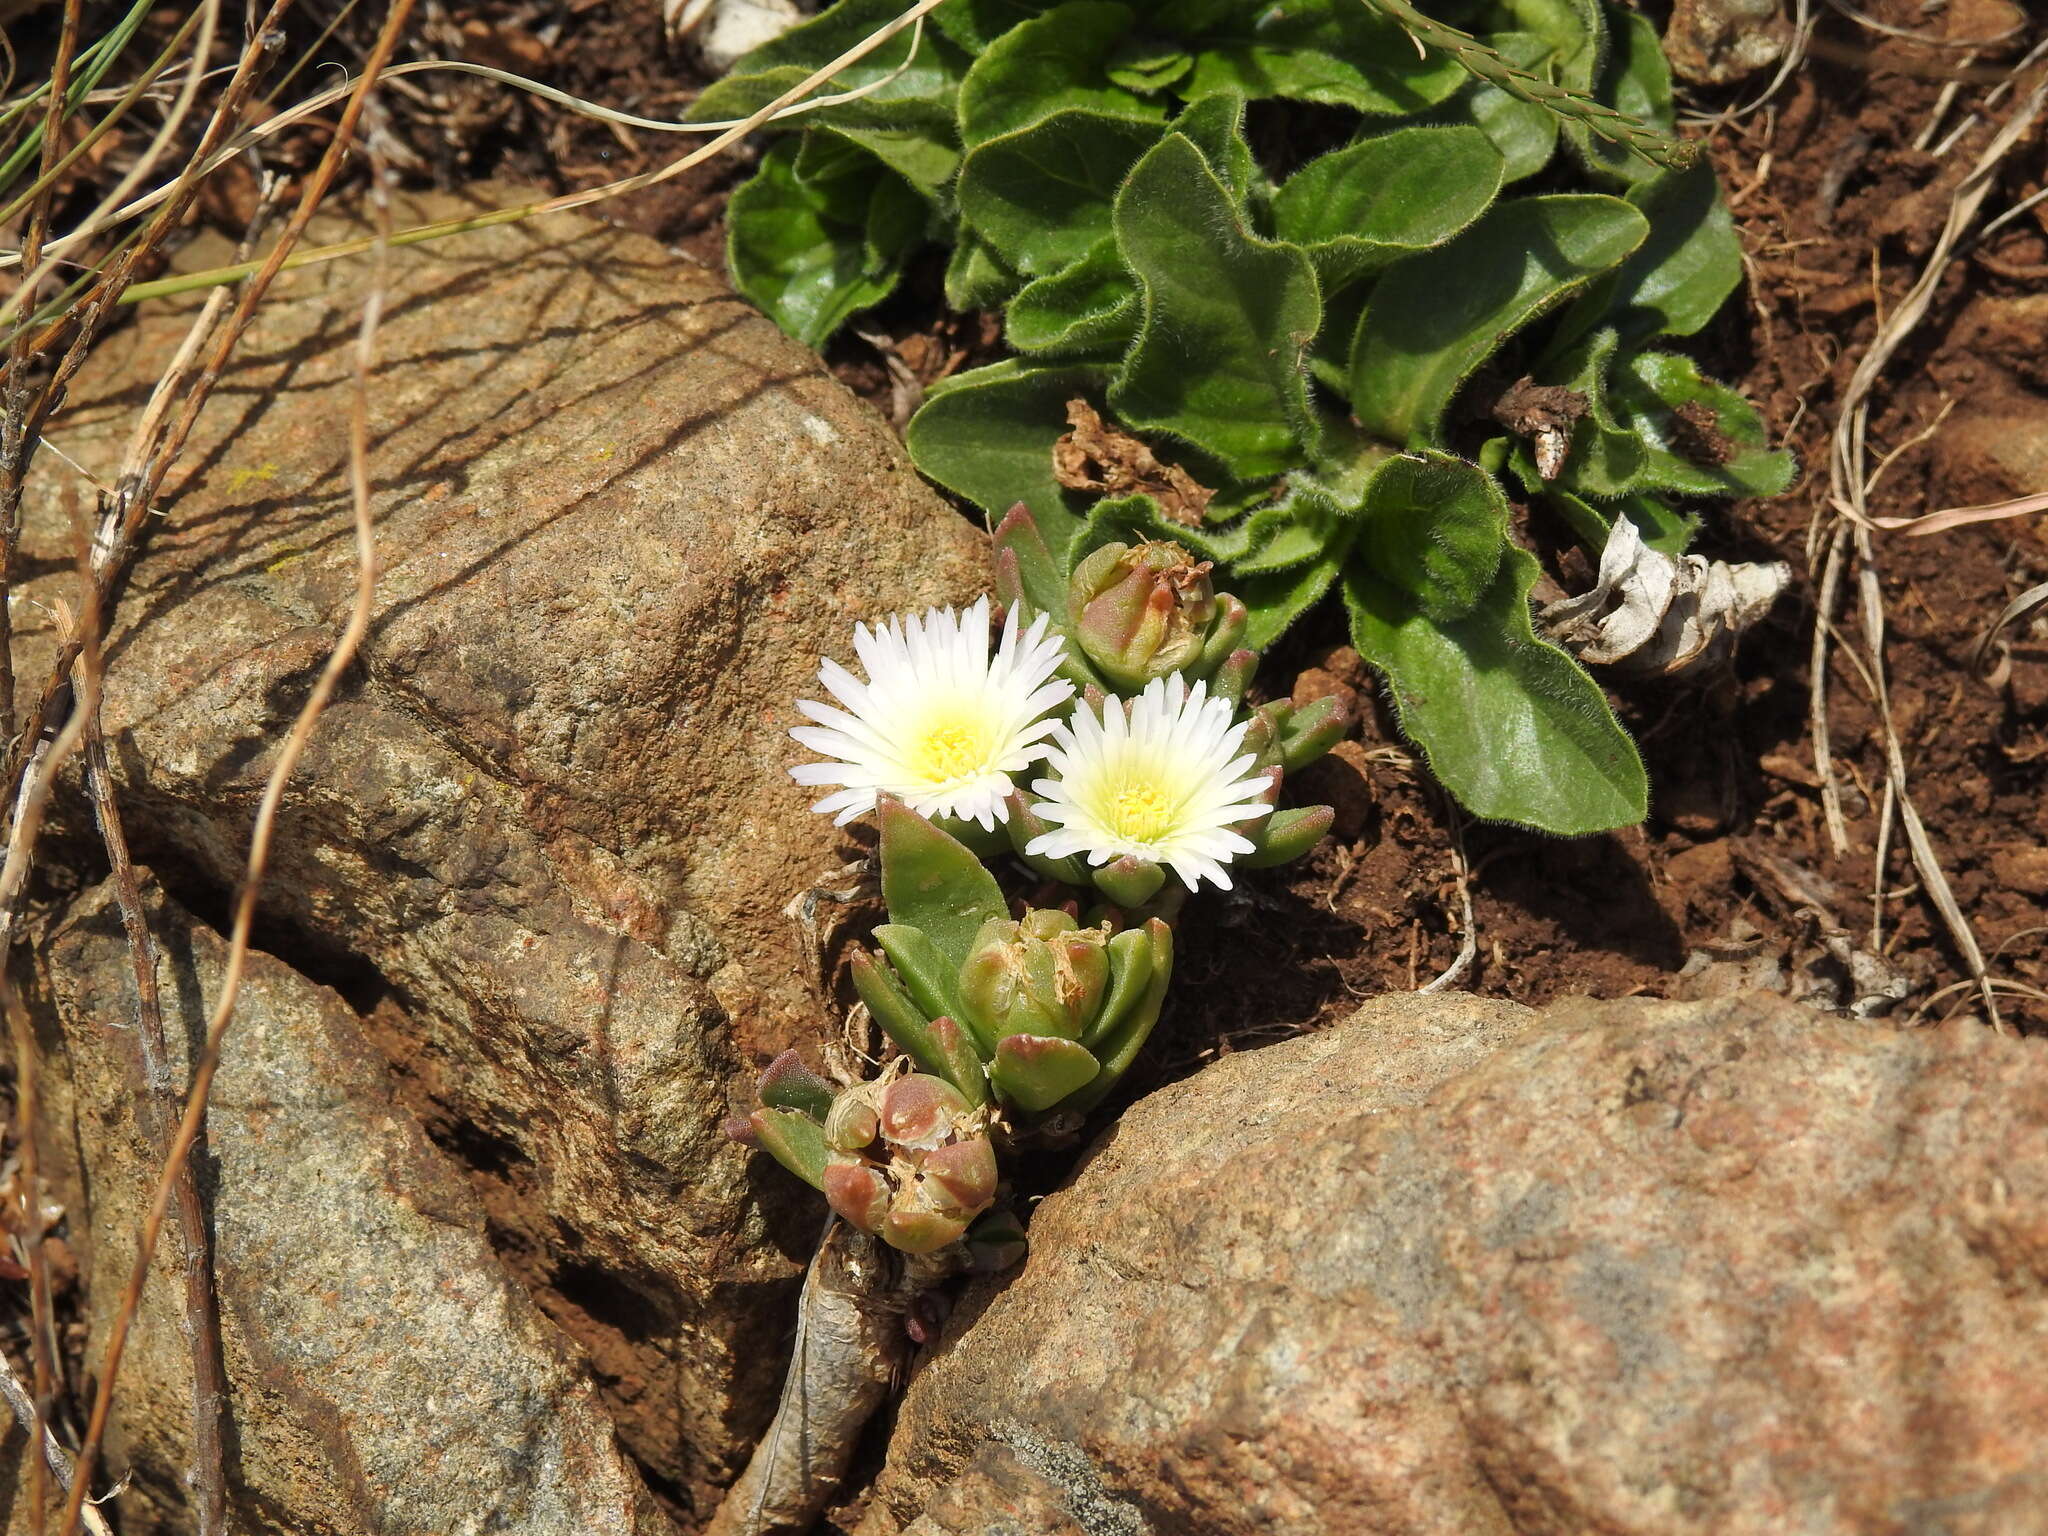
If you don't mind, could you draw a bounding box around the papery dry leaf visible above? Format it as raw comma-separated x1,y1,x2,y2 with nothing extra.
1052,399,1214,526
1539,517,1790,676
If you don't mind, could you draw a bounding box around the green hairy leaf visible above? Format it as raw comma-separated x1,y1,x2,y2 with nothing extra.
957,109,1163,275
906,358,1109,547
1345,543,1647,834
1273,125,1506,292
1356,450,1510,623
727,139,926,348
1615,352,1796,499
1566,6,1669,186
1425,31,1561,183
1349,194,1649,445
1109,133,1321,480
958,0,1161,143
716,0,1793,835
1186,0,1469,113
1557,157,1742,348
1007,237,1140,355
1529,327,1648,500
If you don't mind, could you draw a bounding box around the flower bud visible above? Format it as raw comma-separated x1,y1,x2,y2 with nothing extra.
1070,541,1219,691
879,1074,969,1150
822,1160,891,1232
959,912,1112,1044
809,1073,1002,1254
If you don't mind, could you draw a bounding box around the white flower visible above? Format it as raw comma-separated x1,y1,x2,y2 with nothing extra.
1025,674,1273,891
789,597,1074,829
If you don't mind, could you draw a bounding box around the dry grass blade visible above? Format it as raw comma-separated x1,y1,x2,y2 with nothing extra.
54,13,405,1526
0,1354,112,1536
4,28,945,279
1974,580,2048,676
1879,489,2048,535
78,675,230,1535
1808,57,2048,1032
113,0,961,307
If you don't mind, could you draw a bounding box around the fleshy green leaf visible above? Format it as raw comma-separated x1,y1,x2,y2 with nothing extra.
1007,237,1139,356
1272,125,1506,293
879,800,1010,971
1556,158,1741,349
1063,919,1172,1114
1110,133,1322,480
1348,194,1649,445
1613,351,1796,498
957,109,1165,275
957,0,1160,144
1080,925,1157,1051
990,1034,1101,1112
1345,544,1647,834
752,1108,829,1189
906,358,1110,548
874,923,974,1041
727,139,926,348
1356,451,1509,623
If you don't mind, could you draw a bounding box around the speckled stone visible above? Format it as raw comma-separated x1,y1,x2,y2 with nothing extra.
27,878,668,1535
863,991,2048,1536
15,185,985,1504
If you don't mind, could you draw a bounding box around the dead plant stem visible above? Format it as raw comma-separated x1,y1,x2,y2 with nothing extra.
78,689,228,1536
0,1355,111,1536
55,15,400,1521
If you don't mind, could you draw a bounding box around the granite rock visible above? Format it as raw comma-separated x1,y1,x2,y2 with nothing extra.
864,990,2048,1535
16,185,985,1502
18,877,667,1535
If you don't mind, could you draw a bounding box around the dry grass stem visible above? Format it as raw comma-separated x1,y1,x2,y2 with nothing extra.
54,10,406,1530
1806,54,2046,1032
77,651,229,1536
1418,806,1477,994
0,1352,112,1536
114,0,958,306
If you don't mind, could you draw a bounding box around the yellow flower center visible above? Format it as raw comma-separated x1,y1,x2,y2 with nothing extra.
1108,780,1175,842
909,711,992,784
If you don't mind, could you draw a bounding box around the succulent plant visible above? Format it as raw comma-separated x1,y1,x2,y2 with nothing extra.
846,800,1176,1117
742,1061,1002,1255
1067,539,1248,693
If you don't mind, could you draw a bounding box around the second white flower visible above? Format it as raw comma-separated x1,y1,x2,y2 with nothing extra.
1025,675,1274,891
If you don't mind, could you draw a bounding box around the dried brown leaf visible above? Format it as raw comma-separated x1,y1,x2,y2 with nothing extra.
1052,398,1214,526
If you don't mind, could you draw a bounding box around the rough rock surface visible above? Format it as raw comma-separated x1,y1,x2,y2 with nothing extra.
863,991,2048,1536
16,187,985,1500
1661,0,1788,86
20,877,666,1535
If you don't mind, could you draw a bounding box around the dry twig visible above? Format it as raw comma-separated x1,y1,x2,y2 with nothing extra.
1808,59,2048,1034
54,12,404,1531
